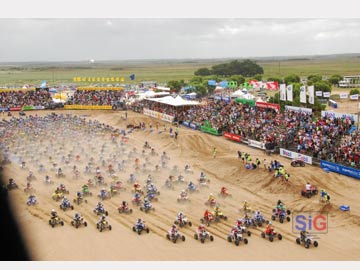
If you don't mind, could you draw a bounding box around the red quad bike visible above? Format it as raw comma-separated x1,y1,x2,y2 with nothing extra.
200,213,214,226
291,159,305,167
118,205,133,214
301,186,318,198
261,229,282,242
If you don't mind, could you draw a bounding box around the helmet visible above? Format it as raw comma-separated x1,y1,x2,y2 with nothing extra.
122,201,126,204
75,213,79,217
181,190,185,193
101,214,106,219
269,221,272,225
210,193,213,196
200,224,204,228
172,224,176,228
51,209,55,213
77,192,81,196
137,218,141,223
179,212,183,215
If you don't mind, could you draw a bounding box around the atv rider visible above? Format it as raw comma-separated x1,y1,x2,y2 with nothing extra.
320,189,330,203
73,212,82,222
213,205,222,217
243,200,250,211
169,224,178,238
135,218,145,230
199,171,206,182
27,195,37,205
177,211,186,223
44,175,51,183
95,202,104,212
76,191,83,201
143,197,152,209
300,230,310,241
129,173,136,183
133,191,141,202
254,210,264,221
57,167,63,176
265,222,274,235
198,224,206,235
61,197,70,208
208,193,215,203
8,178,16,188
51,209,58,220
82,184,89,194
120,200,129,210
133,182,141,193
97,214,107,226
220,186,229,195
236,218,244,229
305,182,312,192
100,188,108,198
187,181,196,191
179,189,188,199
204,209,213,221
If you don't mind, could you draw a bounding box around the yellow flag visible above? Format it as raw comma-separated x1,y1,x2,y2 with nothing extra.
73,77,77,82
96,77,100,82
115,77,119,82
101,77,105,82
82,77,86,82
111,77,114,82
120,77,124,82
106,77,110,82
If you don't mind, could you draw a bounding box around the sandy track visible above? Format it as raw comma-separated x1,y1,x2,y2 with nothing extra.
2,110,360,260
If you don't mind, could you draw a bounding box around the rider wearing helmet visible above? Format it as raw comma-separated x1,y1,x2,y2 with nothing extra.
74,213,81,222
198,224,206,234
204,209,212,220
170,224,178,236
208,193,215,202
51,209,58,220
265,221,273,234
180,189,188,199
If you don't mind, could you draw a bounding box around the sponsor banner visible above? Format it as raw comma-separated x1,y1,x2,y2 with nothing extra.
285,105,312,114
280,148,313,164
189,123,199,130
22,106,34,111
323,92,330,98
255,101,280,112
182,121,190,128
280,84,286,101
33,106,45,110
248,139,266,150
350,94,359,100
286,85,293,102
321,111,358,123
0,107,9,112
316,91,323,97
10,107,21,111
200,125,221,136
300,86,307,104
308,85,314,105
320,160,360,180
340,93,349,99
143,108,174,123
64,105,113,110
223,132,241,142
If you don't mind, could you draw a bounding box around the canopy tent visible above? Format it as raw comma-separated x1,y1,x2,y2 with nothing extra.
155,86,171,92
231,90,246,98
184,92,197,100
147,95,200,107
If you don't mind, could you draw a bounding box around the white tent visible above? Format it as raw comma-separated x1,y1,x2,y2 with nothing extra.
231,90,245,97
148,95,199,107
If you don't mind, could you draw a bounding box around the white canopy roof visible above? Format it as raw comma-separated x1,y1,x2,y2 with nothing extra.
231,90,245,97
147,95,200,107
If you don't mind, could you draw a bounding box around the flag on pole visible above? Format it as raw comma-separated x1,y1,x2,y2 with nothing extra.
280,84,286,101
300,86,307,104
308,85,314,104
286,85,293,102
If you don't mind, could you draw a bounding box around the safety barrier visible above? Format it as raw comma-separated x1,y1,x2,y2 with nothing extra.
64,105,113,110
320,160,360,179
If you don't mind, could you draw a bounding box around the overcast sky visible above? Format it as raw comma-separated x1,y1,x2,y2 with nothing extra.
0,19,360,62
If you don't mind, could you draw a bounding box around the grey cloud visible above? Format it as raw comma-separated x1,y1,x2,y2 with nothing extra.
0,18,359,62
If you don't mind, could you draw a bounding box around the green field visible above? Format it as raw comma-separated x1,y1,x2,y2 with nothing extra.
0,55,359,86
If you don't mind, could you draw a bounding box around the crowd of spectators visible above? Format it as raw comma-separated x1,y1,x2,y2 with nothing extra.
131,98,359,168
67,90,126,106
0,90,52,108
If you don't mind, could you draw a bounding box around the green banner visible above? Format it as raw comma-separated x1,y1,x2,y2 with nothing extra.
200,125,221,136
234,98,255,106
22,106,34,111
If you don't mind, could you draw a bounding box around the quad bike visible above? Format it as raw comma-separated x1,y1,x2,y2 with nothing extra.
204,199,217,207
26,197,38,206
24,186,36,194
261,229,282,242
73,197,88,205
82,188,93,197
132,224,150,235
301,186,318,198
7,182,19,191
96,220,112,232
296,234,319,249
194,231,214,244
93,207,108,216
291,159,305,167
146,192,159,202
213,210,228,222
118,205,133,214
49,216,64,228
98,191,111,200
218,190,232,198
238,225,252,237
52,192,64,202
243,217,257,228
174,217,192,228
200,213,214,226
228,231,248,246
177,196,191,203
271,210,291,223
26,174,37,182
132,197,142,206
166,232,186,244
60,201,74,211
71,218,88,228
140,203,155,213
253,215,268,227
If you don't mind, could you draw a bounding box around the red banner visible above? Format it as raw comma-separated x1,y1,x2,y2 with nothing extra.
224,132,241,142
9,107,21,111
256,101,280,111
266,81,279,90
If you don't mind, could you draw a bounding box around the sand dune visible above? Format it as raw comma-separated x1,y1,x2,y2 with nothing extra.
2,110,360,260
